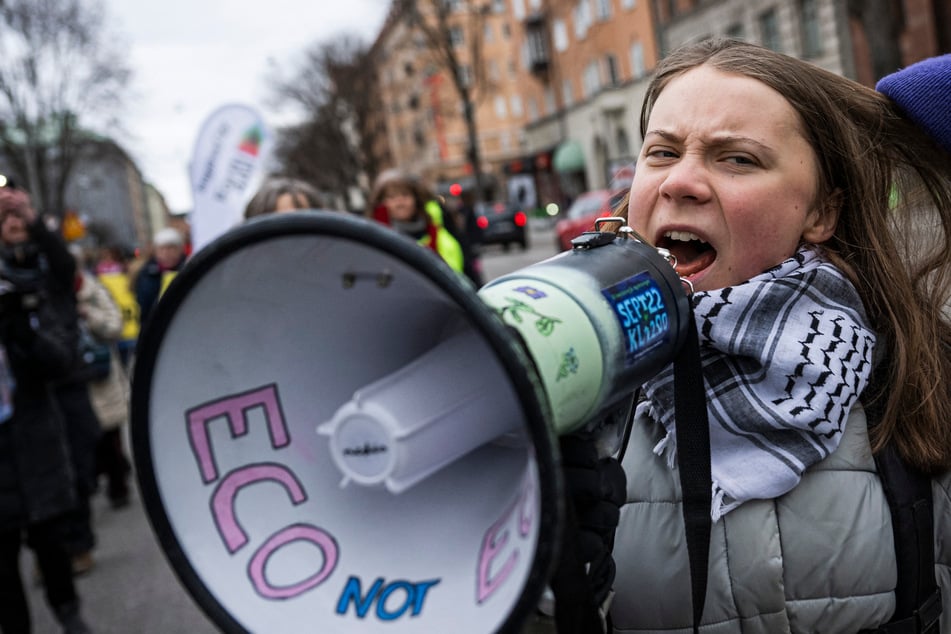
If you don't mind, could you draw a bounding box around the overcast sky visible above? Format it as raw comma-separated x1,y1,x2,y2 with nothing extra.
102,0,390,213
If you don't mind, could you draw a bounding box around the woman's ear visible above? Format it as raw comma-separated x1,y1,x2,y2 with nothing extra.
802,189,842,244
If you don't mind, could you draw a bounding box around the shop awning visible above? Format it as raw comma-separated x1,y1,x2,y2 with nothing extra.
553,140,585,173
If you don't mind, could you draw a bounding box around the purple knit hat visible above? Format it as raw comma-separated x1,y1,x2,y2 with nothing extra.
876,54,951,155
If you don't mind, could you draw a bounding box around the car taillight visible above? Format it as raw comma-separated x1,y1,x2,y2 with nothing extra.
513,211,527,227
476,216,489,229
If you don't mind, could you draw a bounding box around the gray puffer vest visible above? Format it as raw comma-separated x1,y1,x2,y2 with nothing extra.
610,404,951,634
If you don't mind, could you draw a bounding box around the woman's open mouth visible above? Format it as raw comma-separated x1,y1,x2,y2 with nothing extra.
656,230,716,278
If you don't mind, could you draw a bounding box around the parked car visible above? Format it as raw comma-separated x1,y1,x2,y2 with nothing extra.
474,201,529,250
554,189,622,251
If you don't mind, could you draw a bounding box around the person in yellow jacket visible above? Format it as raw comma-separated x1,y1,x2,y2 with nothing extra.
368,169,466,276
95,245,140,368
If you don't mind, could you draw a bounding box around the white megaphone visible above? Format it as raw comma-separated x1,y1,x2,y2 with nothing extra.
131,211,690,634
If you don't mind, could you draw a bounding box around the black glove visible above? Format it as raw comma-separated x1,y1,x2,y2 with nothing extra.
559,433,627,607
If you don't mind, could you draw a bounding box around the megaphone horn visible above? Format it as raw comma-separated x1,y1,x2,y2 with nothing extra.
131,211,690,633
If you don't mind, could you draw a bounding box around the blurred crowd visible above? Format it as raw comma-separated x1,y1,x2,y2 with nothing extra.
0,171,485,634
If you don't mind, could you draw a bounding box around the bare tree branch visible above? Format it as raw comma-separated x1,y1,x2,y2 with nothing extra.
0,0,130,216
268,33,383,210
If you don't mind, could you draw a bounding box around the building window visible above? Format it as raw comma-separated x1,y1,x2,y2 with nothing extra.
512,0,525,19
800,0,822,57
605,54,620,86
510,95,524,117
562,78,574,107
759,8,781,51
617,128,630,157
484,23,494,43
528,97,539,120
493,0,506,13
629,41,645,78
459,65,472,87
545,88,556,113
449,26,464,47
495,95,508,118
596,0,612,21
726,22,744,40
583,60,601,98
574,0,591,39
553,19,568,51
502,23,511,38
488,60,500,82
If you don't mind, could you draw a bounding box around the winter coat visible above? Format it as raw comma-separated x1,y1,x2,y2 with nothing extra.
77,271,128,431
0,295,77,529
371,201,465,273
134,254,185,326
609,404,951,633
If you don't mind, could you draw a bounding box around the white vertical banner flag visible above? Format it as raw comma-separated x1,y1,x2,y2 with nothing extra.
189,104,273,253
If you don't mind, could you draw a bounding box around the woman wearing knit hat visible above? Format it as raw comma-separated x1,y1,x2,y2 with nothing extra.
133,227,186,326
877,54,951,155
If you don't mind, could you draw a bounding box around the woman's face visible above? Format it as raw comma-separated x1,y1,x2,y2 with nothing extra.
382,185,418,222
0,212,28,245
628,65,835,291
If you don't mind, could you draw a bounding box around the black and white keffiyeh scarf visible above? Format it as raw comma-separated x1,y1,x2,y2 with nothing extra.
641,246,877,520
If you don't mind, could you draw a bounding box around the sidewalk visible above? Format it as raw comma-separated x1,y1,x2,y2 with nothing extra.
23,489,218,634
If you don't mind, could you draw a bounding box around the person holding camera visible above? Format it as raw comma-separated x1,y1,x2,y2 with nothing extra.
555,40,951,634
0,185,92,633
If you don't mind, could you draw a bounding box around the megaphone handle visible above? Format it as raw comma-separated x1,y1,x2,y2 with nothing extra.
549,490,606,633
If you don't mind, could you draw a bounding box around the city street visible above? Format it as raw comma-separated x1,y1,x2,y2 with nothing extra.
24,219,563,634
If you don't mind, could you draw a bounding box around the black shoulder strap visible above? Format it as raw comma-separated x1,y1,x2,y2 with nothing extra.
860,353,942,634
867,444,942,633
673,306,712,634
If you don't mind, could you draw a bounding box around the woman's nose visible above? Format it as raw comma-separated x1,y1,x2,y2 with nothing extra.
657,156,712,203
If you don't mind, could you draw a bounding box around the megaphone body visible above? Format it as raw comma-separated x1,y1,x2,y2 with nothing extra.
131,211,689,633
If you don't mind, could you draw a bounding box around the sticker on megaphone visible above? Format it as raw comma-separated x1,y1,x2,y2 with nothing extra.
318,228,691,494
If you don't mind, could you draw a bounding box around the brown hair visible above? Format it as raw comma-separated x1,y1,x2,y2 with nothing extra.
630,38,951,474
244,177,322,219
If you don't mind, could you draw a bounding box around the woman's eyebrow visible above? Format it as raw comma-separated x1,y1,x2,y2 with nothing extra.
645,129,776,156
706,134,774,154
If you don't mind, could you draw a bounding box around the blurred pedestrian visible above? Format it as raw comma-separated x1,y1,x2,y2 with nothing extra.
243,177,323,219
134,227,186,327
0,186,102,578
0,183,92,633
94,245,139,369
74,249,132,510
368,169,466,279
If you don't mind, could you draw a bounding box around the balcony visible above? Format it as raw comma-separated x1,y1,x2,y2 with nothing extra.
524,12,550,77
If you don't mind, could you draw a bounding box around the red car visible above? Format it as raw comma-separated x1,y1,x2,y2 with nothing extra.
554,189,622,251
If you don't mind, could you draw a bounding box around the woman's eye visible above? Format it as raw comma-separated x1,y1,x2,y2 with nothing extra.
724,155,757,166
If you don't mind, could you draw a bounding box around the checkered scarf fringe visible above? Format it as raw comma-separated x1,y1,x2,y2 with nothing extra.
641,246,877,520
